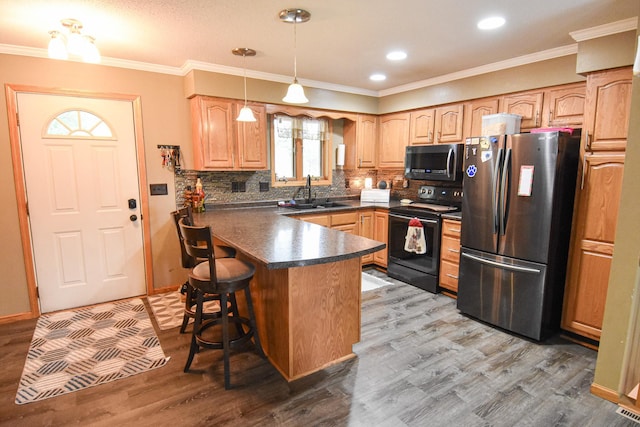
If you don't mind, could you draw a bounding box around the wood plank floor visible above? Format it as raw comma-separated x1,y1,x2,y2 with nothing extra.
0,280,635,427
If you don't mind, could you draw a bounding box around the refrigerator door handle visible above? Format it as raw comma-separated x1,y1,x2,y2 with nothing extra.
461,252,541,274
492,148,503,234
499,148,511,236
446,148,454,179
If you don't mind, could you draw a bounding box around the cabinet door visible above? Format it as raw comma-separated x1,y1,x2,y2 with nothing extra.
373,210,388,267
562,152,625,340
297,213,330,227
543,83,586,128
192,97,235,170
359,210,374,264
409,109,435,145
583,67,632,152
379,113,409,168
434,104,464,144
501,90,544,131
236,103,267,170
358,115,377,168
464,98,499,139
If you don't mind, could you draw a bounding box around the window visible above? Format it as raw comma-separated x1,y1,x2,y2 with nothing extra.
44,110,114,139
271,114,332,186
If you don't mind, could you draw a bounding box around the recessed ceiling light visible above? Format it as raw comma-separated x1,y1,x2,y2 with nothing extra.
370,73,386,81
477,16,505,30
386,51,407,61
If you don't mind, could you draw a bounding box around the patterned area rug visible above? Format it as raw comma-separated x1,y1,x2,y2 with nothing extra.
147,289,220,331
15,298,169,405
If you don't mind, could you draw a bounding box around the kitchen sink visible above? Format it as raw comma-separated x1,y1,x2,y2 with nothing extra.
286,200,350,210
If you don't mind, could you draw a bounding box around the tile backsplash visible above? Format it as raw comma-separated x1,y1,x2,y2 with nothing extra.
174,168,421,208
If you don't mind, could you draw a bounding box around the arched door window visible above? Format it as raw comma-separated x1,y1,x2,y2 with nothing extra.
44,110,115,139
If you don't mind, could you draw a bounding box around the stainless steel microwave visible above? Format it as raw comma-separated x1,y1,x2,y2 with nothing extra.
404,143,464,182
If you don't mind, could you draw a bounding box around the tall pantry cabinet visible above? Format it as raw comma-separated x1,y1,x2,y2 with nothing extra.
561,67,632,342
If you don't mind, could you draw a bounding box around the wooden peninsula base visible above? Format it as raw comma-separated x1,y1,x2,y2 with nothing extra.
240,254,362,381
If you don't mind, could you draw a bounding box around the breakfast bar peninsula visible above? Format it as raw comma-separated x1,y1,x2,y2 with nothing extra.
194,207,385,381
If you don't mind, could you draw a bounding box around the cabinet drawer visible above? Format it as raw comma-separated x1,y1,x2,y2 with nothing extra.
439,259,459,292
297,214,330,227
441,235,461,263
331,211,358,226
442,219,461,237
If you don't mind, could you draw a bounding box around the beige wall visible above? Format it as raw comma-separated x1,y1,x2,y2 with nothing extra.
0,54,191,317
593,28,640,394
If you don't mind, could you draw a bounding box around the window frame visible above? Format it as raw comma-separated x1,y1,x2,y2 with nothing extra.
270,113,333,188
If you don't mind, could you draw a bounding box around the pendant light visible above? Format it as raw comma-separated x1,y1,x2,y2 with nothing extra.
280,8,310,104
232,48,257,122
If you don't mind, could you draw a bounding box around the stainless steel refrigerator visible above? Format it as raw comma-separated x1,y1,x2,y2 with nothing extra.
457,131,580,341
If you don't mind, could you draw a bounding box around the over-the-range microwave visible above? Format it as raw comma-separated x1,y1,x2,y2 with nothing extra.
404,143,464,182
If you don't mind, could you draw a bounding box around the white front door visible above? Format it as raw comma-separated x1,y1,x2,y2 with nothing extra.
17,93,146,313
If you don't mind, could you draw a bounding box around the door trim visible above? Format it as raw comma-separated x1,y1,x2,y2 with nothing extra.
5,84,153,318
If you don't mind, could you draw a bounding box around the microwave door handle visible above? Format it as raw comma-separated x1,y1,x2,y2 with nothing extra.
446,148,453,178
492,147,503,235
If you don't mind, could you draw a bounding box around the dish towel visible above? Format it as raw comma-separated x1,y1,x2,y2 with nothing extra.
404,217,427,254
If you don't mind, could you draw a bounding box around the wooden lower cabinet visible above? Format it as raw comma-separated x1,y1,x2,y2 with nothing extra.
373,210,388,267
562,152,625,341
439,219,461,295
359,210,374,264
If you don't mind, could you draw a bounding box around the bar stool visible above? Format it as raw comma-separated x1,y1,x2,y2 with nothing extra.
179,217,263,389
171,206,236,333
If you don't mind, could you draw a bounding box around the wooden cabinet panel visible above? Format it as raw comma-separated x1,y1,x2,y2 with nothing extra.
298,214,330,227
373,210,388,267
191,96,267,171
439,219,461,295
409,109,435,145
235,103,267,170
343,114,377,169
543,83,585,128
464,98,499,139
435,104,464,144
501,90,544,131
331,211,358,226
583,67,632,152
359,210,374,264
379,113,409,168
562,152,625,340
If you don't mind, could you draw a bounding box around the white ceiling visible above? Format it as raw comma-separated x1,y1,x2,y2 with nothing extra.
0,0,637,97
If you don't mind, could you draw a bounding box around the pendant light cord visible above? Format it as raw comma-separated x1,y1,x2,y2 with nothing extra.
243,52,248,107
293,18,298,81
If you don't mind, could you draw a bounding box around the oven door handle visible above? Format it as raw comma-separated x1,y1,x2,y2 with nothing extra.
446,148,454,179
389,214,438,225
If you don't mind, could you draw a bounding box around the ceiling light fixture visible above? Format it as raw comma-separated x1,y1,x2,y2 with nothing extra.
47,18,101,63
232,48,257,122
386,51,407,61
280,8,310,104
477,16,506,30
370,73,386,81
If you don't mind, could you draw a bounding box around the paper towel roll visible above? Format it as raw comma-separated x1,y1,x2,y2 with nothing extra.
336,144,345,167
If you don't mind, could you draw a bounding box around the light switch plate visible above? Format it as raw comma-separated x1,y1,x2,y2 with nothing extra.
150,183,168,195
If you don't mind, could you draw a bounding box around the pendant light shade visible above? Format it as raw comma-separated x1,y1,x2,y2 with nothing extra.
232,48,257,122
280,8,310,104
283,79,308,103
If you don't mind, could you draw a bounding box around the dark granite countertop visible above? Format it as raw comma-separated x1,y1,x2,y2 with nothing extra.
442,211,462,220
193,206,387,270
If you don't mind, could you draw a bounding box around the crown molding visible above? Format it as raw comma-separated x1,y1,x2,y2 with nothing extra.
570,16,638,42
379,44,578,97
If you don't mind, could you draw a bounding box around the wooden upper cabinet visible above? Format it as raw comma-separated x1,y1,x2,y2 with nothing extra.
235,103,267,170
434,104,464,144
343,114,377,169
582,67,632,152
463,98,499,139
542,83,585,128
379,112,410,168
500,90,544,131
409,109,435,145
191,96,267,171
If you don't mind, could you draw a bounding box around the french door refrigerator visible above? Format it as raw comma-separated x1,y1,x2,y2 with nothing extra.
457,131,580,341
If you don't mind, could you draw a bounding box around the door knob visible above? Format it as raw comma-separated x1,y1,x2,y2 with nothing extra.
130,215,138,222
